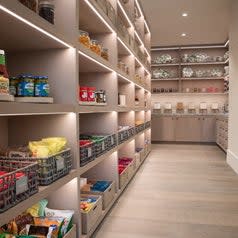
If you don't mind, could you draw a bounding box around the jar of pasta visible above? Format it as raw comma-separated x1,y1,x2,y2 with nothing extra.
90,40,101,56
79,30,91,48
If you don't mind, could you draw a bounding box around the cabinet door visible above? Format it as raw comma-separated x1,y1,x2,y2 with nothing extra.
151,116,175,141
201,117,216,142
175,117,202,142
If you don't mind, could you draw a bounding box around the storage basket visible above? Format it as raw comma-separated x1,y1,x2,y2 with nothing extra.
118,129,129,144
127,127,135,138
80,141,96,167
0,160,38,213
145,121,151,129
1,149,72,186
104,133,117,151
135,124,145,134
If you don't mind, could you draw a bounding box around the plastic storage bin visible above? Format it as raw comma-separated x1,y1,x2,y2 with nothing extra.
81,180,116,210
119,167,129,189
0,160,38,213
81,194,103,234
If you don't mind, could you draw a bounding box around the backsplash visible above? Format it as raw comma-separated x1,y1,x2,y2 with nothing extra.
152,94,228,113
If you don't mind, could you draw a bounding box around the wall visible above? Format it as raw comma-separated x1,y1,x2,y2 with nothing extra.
227,0,238,173
152,94,228,113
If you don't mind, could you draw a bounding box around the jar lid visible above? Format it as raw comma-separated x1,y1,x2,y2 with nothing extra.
91,39,100,44
0,50,5,55
39,1,55,7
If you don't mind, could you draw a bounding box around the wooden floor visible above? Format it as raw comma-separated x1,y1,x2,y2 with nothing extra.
94,144,238,238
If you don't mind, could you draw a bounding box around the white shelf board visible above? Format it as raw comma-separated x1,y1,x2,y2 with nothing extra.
0,94,14,102
0,102,74,115
78,44,116,73
0,1,72,51
15,97,54,104
152,78,179,81
0,170,78,226
152,92,227,96
181,61,227,66
79,101,107,106
151,63,180,67
181,77,224,81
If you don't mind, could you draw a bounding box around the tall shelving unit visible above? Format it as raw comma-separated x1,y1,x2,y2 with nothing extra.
0,0,151,237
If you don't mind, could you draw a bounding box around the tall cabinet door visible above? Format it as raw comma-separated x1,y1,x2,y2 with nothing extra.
152,116,175,141
201,117,216,142
175,117,202,142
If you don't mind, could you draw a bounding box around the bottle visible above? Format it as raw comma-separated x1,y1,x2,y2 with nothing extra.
0,50,9,79
0,50,10,95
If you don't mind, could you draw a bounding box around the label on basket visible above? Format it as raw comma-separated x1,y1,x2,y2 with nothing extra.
56,156,65,171
111,137,114,144
16,176,28,195
88,148,92,157
102,141,105,151
120,134,124,140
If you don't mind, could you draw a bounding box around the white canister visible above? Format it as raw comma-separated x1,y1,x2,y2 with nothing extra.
119,94,126,106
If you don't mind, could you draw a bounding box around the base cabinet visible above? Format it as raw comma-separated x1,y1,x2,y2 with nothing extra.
152,115,216,143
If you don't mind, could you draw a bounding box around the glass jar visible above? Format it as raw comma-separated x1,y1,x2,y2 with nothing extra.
101,48,109,61
35,76,50,97
90,40,101,56
39,1,55,24
18,75,35,97
79,30,91,49
95,90,106,103
9,77,18,96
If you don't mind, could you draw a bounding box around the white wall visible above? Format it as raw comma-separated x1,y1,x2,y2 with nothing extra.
227,0,238,173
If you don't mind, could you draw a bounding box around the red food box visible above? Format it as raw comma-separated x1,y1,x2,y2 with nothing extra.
87,87,96,102
79,86,88,102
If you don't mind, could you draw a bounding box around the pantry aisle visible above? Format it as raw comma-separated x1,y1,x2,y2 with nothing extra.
93,144,238,238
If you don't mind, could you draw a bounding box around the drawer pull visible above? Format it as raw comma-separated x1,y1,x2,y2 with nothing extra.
108,188,112,192
93,205,97,211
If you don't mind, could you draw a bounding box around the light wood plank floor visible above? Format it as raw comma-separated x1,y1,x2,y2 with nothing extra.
93,144,238,238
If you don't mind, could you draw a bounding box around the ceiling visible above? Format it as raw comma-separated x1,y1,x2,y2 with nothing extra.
140,0,231,47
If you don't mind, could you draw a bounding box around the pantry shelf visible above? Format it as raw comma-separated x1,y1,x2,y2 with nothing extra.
0,94,14,102
78,44,115,73
0,102,74,115
152,63,180,67
0,169,78,227
181,77,225,80
15,97,54,104
181,61,227,66
0,1,72,51
152,78,180,81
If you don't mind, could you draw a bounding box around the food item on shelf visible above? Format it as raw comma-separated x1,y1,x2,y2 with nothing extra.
80,197,97,212
81,180,110,193
95,90,106,103
224,51,229,60
39,0,55,24
90,40,101,56
18,0,38,12
101,48,109,61
79,86,88,102
153,54,174,64
29,137,67,158
17,75,35,97
182,67,194,78
9,77,18,96
35,76,50,97
0,50,10,96
33,217,64,238
135,120,143,126
118,157,133,174
27,200,49,217
79,30,91,49
210,68,223,77
152,69,170,79
26,224,54,238
0,146,31,158
44,208,74,237
87,87,96,102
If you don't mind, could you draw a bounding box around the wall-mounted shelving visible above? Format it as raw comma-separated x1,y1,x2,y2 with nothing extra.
0,0,151,237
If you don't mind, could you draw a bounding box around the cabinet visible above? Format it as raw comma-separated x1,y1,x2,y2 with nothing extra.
216,116,228,151
152,115,216,142
152,116,175,141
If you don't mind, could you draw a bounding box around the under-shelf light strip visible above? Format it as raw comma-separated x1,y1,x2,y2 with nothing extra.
117,37,150,75
117,0,150,58
0,5,72,48
79,50,150,92
84,0,116,34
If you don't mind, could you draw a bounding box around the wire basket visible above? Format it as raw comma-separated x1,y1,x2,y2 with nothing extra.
0,149,72,186
0,160,38,213
80,141,96,167
135,124,145,134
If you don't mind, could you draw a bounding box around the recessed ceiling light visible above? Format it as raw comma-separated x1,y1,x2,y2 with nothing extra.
182,13,188,17
181,33,187,37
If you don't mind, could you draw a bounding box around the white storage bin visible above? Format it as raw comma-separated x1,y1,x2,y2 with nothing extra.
119,167,129,189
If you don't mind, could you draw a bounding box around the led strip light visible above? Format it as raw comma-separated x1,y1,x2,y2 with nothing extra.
79,49,150,92
117,0,151,59
84,0,116,34
0,5,72,48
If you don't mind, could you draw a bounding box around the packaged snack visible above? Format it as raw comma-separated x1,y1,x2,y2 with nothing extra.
44,208,74,237
26,224,53,238
27,199,48,217
33,217,64,238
